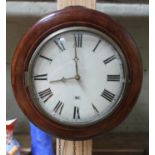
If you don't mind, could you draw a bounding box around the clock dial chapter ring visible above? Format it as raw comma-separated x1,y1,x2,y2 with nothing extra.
26,26,127,125
11,6,143,140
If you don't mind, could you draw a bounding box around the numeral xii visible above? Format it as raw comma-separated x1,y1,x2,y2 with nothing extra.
74,33,83,48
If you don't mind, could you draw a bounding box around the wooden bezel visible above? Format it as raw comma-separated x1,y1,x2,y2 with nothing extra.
11,6,143,140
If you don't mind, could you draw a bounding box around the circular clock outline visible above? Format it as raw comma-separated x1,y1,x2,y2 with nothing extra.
27,26,128,127
11,6,143,140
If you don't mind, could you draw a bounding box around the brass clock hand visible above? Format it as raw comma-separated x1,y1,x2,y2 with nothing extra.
73,37,80,80
49,76,77,83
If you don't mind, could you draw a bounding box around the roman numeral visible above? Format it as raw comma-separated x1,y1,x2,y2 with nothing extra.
73,106,80,119
93,39,101,52
103,55,116,64
101,89,115,102
53,101,64,115
39,55,53,62
34,74,47,80
54,38,65,51
74,33,83,48
92,104,100,115
38,88,53,103
107,75,120,81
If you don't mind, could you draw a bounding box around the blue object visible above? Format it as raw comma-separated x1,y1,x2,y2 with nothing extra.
30,123,55,155
6,138,20,155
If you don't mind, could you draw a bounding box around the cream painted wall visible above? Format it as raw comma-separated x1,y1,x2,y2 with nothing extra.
6,1,149,133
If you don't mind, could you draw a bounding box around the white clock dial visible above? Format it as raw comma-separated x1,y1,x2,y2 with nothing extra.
27,27,127,126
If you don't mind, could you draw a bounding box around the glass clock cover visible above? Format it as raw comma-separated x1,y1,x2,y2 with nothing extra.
27,27,127,126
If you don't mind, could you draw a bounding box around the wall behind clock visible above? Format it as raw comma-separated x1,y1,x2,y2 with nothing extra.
6,1,149,133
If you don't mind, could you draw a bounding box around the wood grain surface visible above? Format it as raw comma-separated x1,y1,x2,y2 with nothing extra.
15,133,148,155
57,1,94,154
57,0,96,9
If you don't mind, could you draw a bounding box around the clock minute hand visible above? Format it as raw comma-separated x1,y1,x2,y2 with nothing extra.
73,38,80,80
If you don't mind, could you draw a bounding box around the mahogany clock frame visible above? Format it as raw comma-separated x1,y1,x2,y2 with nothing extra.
11,6,143,140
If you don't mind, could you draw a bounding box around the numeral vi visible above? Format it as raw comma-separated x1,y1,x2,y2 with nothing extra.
73,106,80,119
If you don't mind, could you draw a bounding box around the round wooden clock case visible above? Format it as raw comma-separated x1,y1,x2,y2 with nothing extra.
11,6,143,140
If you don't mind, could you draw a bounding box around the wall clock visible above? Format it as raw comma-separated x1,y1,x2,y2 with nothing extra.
11,6,142,140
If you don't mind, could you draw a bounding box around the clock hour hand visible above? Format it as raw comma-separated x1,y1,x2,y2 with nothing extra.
49,76,79,83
